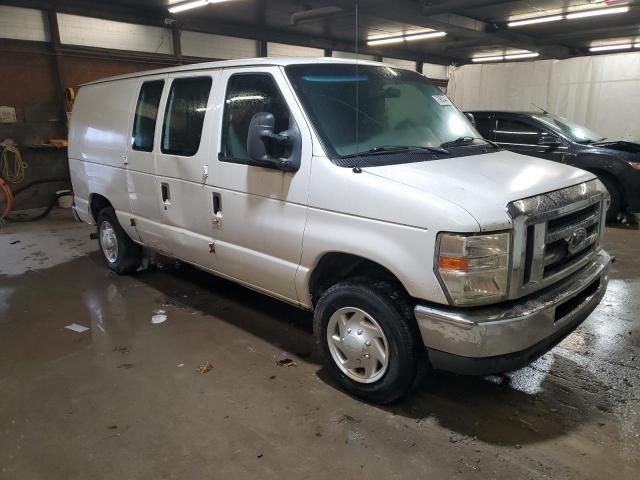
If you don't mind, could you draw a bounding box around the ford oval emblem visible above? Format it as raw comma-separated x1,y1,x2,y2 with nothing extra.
567,227,588,254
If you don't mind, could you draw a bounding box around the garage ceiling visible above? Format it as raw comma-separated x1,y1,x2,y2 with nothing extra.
9,0,640,64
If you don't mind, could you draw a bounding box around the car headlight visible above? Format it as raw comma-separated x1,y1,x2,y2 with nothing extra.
436,232,510,306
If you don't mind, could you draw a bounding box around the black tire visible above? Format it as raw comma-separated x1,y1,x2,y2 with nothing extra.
313,280,427,404
96,207,141,274
598,175,622,223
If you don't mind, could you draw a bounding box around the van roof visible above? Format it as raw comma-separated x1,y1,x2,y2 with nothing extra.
81,56,408,86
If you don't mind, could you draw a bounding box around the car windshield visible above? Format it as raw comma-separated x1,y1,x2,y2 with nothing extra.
532,113,604,144
285,64,485,160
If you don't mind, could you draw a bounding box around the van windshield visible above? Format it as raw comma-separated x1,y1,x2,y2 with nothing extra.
285,64,486,163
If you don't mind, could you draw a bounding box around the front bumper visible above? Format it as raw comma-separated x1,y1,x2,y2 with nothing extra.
414,250,610,375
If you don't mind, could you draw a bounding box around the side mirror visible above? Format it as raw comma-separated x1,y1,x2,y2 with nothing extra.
464,113,476,127
247,112,297,171
538,135,562,147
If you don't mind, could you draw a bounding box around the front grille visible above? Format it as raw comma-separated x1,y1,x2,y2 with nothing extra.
542,203,600,278
507,180,608,299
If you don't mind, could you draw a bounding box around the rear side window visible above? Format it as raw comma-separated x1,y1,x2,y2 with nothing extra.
220,74,290,162
132,80,164,152
161,76,212,156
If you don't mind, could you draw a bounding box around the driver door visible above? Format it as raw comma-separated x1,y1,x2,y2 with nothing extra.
205,67,312,304
494,116,565,162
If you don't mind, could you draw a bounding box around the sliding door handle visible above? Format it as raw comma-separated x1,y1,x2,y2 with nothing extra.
161,182,170,203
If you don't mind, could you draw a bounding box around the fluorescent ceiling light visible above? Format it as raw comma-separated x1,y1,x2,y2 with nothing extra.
635,43,640,48
504,52,540,59
589,43,633,52
405,31,447,41
367,30,446,46
472,55,504,62
566,6,629,20
472,51,539,62
168,0,230,14
508,15,563,27
367,37,404,46
507,6,629,28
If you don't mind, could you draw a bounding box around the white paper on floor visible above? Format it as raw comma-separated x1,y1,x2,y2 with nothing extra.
151,310,167,324
65,323,90,333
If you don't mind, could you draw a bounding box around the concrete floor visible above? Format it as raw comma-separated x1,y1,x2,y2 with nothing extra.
1,210,638,480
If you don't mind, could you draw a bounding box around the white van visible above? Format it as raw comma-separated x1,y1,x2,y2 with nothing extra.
69,57,611,403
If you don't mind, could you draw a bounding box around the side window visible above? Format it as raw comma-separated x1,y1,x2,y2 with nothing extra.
221,74,290,162
161,76,212,156
473,115,496,140
132,80,164,152
495,119,543,145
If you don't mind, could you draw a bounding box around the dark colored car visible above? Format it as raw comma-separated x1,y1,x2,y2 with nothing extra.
465,110,640,221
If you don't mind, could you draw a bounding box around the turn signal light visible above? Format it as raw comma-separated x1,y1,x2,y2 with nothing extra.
439,256,469,272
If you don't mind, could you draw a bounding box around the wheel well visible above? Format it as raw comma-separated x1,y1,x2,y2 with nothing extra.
309,252,410,307
89,194,113,223
586,170,625,207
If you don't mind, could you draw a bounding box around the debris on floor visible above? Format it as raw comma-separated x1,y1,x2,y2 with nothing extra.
196,361,213,374
112,346,129,353
64,323,90,333
277,358,297,368
10,240,20,245
117,363,134,369
151,309,167,324
177,363,184,368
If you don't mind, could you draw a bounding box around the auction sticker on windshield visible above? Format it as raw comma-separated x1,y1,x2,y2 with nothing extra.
432,95,452,106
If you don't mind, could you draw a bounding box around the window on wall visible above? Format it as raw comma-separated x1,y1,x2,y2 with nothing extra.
220,74,291,162
132,80,164,152
161,77,212,156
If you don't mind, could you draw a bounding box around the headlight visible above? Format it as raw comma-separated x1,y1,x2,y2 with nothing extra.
436,232,510,306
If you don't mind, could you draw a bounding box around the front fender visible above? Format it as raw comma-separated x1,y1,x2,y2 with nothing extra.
295,208,450,308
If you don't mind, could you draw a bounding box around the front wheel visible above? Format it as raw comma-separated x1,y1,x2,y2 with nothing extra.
96,207,141,274
314,281,426,404
598,175,622,223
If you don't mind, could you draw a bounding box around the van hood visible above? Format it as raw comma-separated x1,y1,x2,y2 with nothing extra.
362,150,595,231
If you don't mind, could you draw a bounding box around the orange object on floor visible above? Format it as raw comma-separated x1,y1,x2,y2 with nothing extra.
0,177,14,221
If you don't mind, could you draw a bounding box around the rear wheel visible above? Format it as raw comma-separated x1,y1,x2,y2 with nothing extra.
96,207,141,274
314,281,427,404
598,175,622,223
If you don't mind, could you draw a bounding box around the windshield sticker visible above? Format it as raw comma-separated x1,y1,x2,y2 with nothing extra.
432,95,452,106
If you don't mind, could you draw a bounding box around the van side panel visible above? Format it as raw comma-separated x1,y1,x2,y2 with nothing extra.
69,79,138,227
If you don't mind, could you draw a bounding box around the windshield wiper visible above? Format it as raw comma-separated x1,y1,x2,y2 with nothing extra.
440,136,500,149
342,145,449,158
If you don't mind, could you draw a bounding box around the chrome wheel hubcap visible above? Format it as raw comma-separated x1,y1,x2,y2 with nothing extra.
327,307,389,384
100,221,118,263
